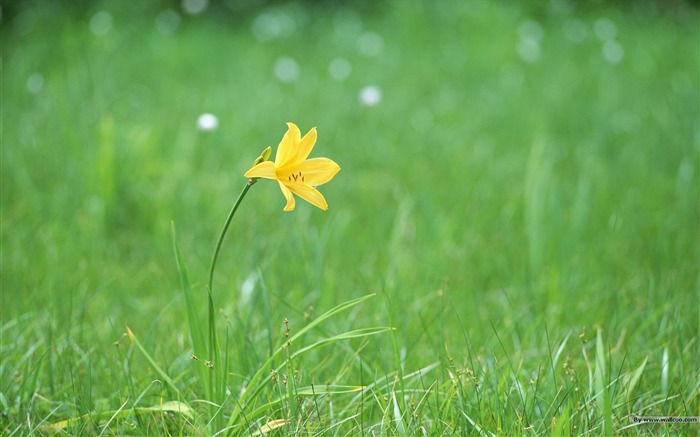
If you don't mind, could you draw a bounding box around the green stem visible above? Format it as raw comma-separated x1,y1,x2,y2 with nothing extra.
206,179,254,415
208,180,254,294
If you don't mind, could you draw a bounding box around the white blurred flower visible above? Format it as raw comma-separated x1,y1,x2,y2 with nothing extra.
197,113,219,131
90,11,112,36
27,73,44,94
594,18,617,41
273,56,299,82
328,58,351,81
333,9,362,40
239,272,257,307
516,19,543,63
252,8,296,42
182,0,208,15
517,38,540,63
357,32,384,57
156,9,181,35
603,40,624,64
518,20,543,41
359,86,381,107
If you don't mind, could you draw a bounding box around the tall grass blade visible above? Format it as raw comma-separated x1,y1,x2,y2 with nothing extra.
391,390,406,434
551,401,570,437
594,328,613,436
98,398,129,437
171,222,208,389
551,334,570,376
460,410,496,437
225,294,381,431
125,326,182,399
624,356,647,404
661,347,669,395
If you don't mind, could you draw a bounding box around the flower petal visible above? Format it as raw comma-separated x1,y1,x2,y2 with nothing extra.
298,157,340,186
244,161,277,180
286,183,329,210
277,180,296,212
294,127,317,163
274,122,302,167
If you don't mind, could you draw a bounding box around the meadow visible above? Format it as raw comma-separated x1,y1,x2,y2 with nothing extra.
2,0,699,435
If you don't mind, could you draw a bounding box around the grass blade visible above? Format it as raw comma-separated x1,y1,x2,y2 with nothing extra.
225,294,380,430
624,356,648,404
171,223,208,384
594,328,613,436
41,400,192,433
126,326,182,399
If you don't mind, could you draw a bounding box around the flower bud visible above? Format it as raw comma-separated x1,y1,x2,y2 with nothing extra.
252,146,272,167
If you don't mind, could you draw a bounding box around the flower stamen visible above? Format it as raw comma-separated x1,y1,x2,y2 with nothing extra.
287,172,305,183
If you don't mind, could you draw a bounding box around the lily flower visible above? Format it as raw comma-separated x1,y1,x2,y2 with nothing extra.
245,122,340,211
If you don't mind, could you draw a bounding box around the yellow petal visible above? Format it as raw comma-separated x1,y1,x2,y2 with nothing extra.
286,183,329,211
277,180,296,211
298,157,340,186
274,122,301,167
244,161,277,180
294,127,317,164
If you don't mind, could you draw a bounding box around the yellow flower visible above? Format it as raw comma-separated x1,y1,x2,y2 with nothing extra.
244,122,340,211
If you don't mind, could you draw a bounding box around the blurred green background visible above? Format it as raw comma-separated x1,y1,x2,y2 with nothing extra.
2,0,699,434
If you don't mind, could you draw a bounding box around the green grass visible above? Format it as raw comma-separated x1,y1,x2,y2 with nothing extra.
2,0,699,435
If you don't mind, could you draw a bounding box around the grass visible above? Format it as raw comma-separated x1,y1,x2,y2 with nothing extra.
2,0,699,435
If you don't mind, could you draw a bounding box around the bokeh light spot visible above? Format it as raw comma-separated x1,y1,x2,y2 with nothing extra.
252,8,296,42
182,0,208,15
357,32,384,57
518,20,543,42
90,11,113,36
594,18,617,41
517,20,542,63
273,57,300,82
329,58,352,81
27,73,44,94
333,9,363,40
359,86,382,107
602,40,624,64
13,9,37,36
156,9,181,35
517,38,540,63
197,113,219,132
